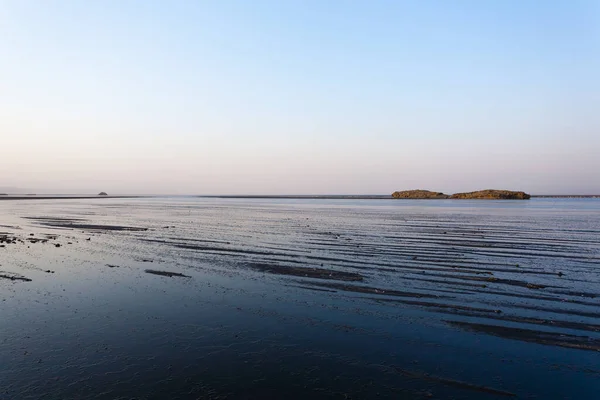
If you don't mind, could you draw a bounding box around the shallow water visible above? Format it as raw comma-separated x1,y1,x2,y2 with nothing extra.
1,198,599,399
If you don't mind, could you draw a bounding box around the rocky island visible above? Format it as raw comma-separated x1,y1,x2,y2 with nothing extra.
98,192,108,196
392,190,449,199
450,190,531,200
392,189,530,200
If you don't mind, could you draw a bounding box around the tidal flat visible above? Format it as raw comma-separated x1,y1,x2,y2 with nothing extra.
1,197,599,399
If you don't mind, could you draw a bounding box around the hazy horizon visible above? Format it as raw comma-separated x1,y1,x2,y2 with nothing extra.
2,186,599,196
2,1,599,195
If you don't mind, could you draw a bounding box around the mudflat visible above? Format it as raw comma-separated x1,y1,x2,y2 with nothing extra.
1,197,599,399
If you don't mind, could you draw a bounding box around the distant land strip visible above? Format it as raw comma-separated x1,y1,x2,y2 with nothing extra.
0,196,143,201
197,195,600,199
531,195,600,198
0,195,598,201
198,195,392,199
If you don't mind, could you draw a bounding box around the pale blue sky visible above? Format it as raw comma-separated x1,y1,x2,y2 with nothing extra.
1,0,599,194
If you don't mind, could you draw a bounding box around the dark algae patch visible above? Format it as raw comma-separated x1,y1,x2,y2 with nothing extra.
307,281,440,298
448,312,600,333
42,222,147,231
0,272,32,282
144,269,191,278
22,216,147,231
447,321,600,352
243,262,363,281
22,217,88,222
51,223,148,231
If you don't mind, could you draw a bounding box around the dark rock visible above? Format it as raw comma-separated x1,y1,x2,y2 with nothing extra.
98,192,108,196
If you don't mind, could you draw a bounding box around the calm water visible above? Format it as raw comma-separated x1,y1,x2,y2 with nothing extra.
1,198,599,399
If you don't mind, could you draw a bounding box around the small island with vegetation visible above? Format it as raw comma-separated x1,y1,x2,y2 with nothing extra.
98,192,108,196
450,189,530,200
392,189,530,200
392,190,449,199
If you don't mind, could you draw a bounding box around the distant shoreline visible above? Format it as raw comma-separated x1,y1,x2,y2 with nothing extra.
0,196,144,201
0,194,598,201
196,195,600,199
531,195,600,198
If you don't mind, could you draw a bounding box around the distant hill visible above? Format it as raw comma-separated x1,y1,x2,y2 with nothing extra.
392,189,531,200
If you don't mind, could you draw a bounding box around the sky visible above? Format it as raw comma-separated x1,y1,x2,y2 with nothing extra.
1,0,599,195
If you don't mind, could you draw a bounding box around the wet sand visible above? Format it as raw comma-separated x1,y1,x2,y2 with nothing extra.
1,197,599,399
